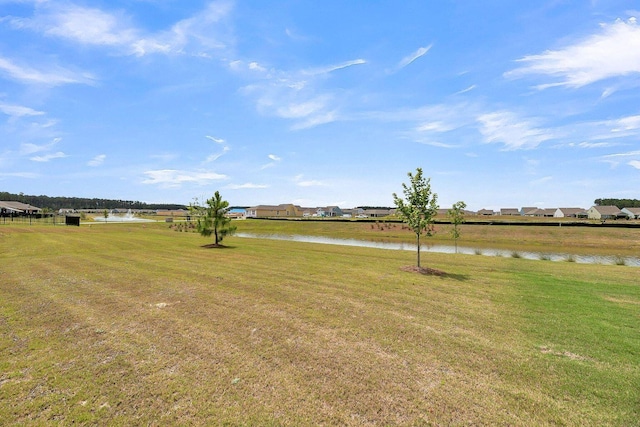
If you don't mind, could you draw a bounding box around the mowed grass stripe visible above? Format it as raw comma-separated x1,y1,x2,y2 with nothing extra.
1,224,638,425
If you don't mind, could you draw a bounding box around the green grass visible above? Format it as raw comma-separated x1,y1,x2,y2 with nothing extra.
0,223,638,425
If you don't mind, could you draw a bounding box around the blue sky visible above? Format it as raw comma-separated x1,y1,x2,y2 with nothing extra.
1,0,639,210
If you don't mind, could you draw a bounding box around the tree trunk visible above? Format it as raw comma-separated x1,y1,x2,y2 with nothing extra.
214,227,219,245
416,232,421,268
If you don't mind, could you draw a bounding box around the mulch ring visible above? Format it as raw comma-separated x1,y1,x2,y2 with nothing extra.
400,265,447,276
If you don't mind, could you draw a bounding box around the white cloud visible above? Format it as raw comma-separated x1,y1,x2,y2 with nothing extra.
477,111,554,150
87,154,106,166
295,174,325,187
20,137,61,155
0,172,39,179
291,111,337,130
9,1,233,57
599,150,640,168
0,103,45,117
506,18,640,88
268,154,281,161
30,151,66,162
565,141,618,148
416,121,456,133
397,44,432,70
629,160,640,169
454,85,477,95
297,180,324,187
303,59,366,76
610,114,640,132
205,146,230,163
142,169,227,187
39,5,138,47
227,182,269,189
241,55,366,129
0,56,94,86
205,135,225,144
275,96,330,119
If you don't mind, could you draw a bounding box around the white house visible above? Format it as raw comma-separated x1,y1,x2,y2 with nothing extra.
554,208,586,218
621,207,640,219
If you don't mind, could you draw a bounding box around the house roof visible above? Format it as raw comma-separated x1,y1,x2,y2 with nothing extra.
500,208,520,215
248,204,300,210
622,207,640,214
557,207,585,215
592,205,622,215
0,201,41,212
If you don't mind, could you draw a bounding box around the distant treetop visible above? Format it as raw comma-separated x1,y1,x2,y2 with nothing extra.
0,191,185,211
594,198,640,209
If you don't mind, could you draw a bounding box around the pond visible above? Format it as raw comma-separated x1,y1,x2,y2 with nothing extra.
236,233,640,267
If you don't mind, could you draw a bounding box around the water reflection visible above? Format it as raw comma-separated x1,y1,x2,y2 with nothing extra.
236,233,640,267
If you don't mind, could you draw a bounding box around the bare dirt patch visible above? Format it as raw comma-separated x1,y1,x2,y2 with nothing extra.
540,346,591,361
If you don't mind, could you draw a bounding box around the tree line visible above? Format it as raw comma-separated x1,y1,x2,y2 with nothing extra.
0,192,185,211
594,198,640,209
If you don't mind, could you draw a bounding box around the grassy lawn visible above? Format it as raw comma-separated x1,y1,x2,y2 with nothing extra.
1,223,638,425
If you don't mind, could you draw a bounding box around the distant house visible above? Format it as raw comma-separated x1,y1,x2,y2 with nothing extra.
521,207,538,216
554,208,586,218
477,209,495,216
363,208,393,218
342,208,364,217
621,207,640,219
586,205,625,220
323,206,344,217
245,204,303,218
527,208,556,217
500,208,520,216
0,201,41,215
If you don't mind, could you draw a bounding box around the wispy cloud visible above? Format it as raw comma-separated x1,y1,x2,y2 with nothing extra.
453,85,477,95
609,114,640,132
396,44,432,70
227,182,269,189
0,103,45,118
8,0,234,57
0,172,39,179
0,56,94,86
87,154,106,166
260,153,282,170
303,59,366,76
205,135,225,144
240,54,366,129
477,111,554,150
506,17,640,88
295,174,325,187
20,137,62,155
142,169,227,187
205,146,230,163
30,151,67,162
599,150,640,168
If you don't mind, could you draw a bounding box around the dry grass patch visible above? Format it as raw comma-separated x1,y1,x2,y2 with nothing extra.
1,224,638,425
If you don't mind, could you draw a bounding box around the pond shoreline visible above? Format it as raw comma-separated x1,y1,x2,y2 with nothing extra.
236,232,640,267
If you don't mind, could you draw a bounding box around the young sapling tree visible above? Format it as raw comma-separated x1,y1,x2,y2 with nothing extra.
393,168,439,268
